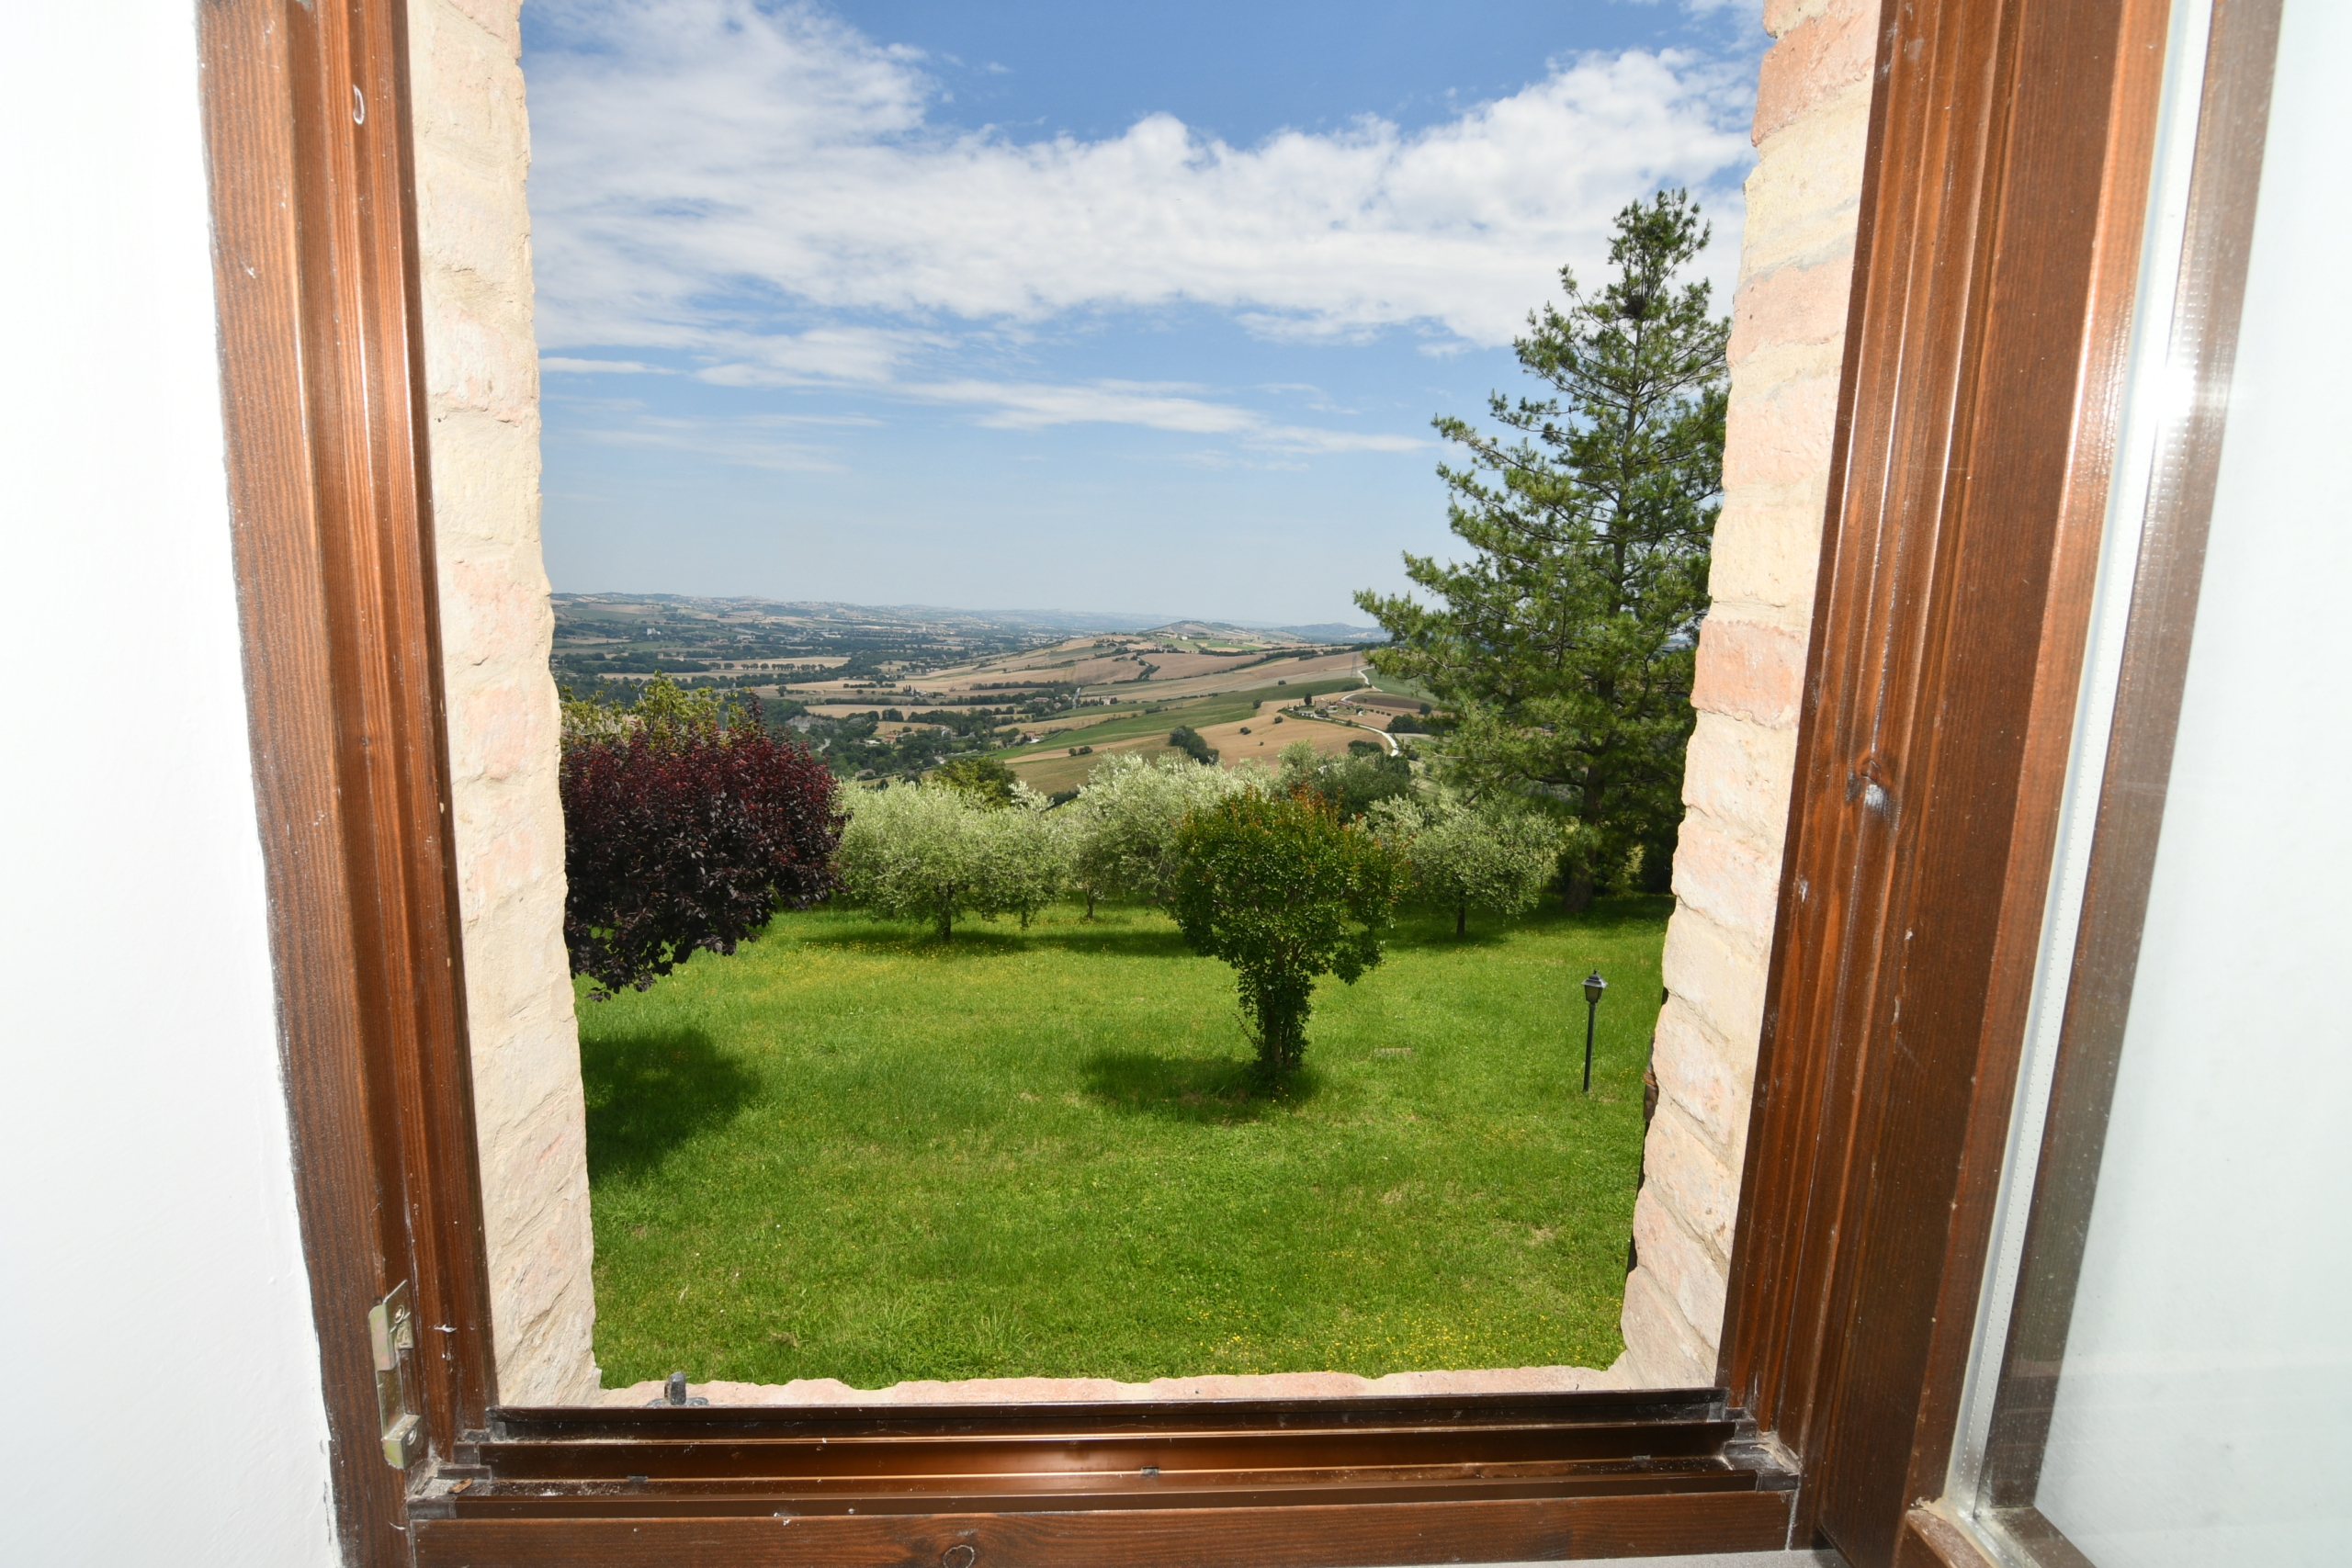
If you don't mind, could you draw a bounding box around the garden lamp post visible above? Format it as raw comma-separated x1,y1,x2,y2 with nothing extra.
1581,970,1608,1093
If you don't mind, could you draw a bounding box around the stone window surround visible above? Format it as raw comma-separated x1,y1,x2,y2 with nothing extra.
413,0,1878,1404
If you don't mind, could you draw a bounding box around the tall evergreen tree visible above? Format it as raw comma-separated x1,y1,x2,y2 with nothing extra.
1356,190,1728,908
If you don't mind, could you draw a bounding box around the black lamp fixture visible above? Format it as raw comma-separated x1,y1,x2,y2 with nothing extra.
1581,970,1608,1094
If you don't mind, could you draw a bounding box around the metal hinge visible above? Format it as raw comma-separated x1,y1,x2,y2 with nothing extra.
368,1280,423,1470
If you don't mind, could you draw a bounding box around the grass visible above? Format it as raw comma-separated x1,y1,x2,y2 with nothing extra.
576,895,1668,1390
1361,669,1439,705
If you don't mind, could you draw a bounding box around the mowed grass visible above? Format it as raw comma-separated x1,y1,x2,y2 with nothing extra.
577,895,1668,1390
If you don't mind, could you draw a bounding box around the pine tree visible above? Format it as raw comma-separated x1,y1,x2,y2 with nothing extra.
1356,190,1728,908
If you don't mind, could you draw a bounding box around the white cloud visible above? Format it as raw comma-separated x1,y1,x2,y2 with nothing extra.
1257,426,1425,455
551,373,1429,463
526,0,1754,364
688,326,946,387
904,378,1256,434
571,414,847,471
541,356,672,373
894,377,1427,452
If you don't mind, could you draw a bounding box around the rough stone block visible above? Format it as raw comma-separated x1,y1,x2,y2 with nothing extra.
413,0,528,141
1671,818,1781,964
1679,714,1801,854
1764,0,1840,34
1753,0,1880,146
1634,1186,1729,1349
1728,251,1857,367
424,294,540,427
1618,1267,1717,1388
417,160,533,302
1652,998,1756,1159
1720,368,1845,501
1691,615,1807,728
433,0,524,53
425,414,542,547
1739,92,1873,276
1711,492,1829,614
1644,1103,1741,1261
1661,911,1770,1067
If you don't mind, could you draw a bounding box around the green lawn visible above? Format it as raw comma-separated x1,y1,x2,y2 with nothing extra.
576,896,1668,1390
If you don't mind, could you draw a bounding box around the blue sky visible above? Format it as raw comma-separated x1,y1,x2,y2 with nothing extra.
522,1,1766,626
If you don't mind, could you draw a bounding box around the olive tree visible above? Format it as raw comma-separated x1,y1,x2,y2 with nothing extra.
835,782,1070,938
1170,791,1407,1075
973,784,1073,930
1371,794,1563,936
834,784,987,939
1066,753,1259,916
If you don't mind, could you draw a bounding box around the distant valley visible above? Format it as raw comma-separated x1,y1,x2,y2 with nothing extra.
551,592,1426,788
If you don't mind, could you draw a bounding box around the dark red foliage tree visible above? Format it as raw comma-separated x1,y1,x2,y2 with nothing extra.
560,694,842,998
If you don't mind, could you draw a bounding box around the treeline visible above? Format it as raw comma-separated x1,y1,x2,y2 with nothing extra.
833,745,1566,1067
561,674,804,707
556,680,1571,1073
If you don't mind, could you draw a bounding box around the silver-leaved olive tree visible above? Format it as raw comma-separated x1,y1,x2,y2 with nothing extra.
1065,753,1259,916
835,781,1070,938
1369,794,1564,936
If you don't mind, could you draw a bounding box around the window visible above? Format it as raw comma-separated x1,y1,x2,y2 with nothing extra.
198,0,2330,1564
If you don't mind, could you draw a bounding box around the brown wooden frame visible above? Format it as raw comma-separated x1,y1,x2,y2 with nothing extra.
1716,0,2181,1562
193,0,2206,1563
199,0,495,1559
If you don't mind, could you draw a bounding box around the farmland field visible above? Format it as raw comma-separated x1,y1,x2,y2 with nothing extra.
996,680,1377,790
577,896,1667,1391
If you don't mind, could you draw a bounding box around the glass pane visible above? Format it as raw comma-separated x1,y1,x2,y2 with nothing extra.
1951,1,2352,1563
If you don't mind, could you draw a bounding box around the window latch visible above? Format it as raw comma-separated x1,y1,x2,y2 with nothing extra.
368,1280,423,1469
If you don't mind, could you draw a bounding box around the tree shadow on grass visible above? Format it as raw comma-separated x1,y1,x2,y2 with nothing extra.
1384,894,1674,953
1385,919,1517,953
1079,1050,1324,1124
1533,894,1675,933
580,1025,762,1182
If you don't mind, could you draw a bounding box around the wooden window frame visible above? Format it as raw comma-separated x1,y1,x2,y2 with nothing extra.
193,0,2188,1562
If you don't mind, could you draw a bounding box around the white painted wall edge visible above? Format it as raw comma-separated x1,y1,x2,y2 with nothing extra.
0,4,340,1563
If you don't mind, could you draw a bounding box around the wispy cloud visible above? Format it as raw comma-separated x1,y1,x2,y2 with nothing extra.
1257,426,1424,455
541,356,673,374
905,378,1255,434
556,377,1426,468
526,0,1755,366
687,326,948,387
571,414,849,471
899,378,1427,452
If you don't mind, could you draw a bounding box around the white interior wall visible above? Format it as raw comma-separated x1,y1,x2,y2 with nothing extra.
0,5,339,1564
